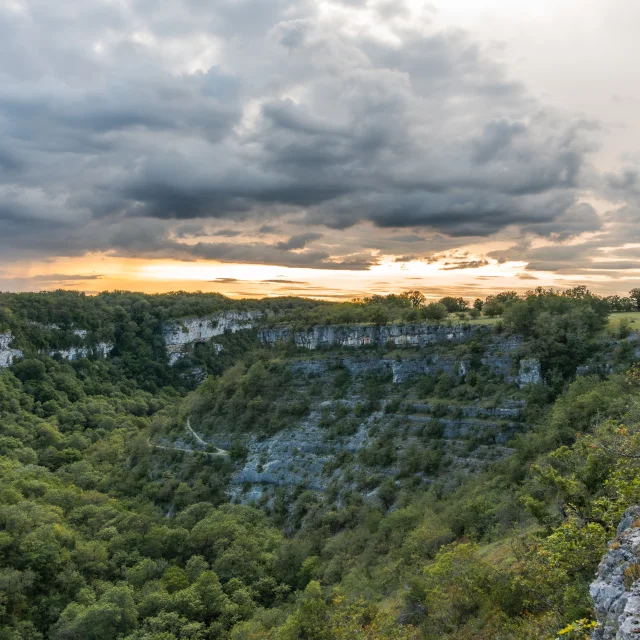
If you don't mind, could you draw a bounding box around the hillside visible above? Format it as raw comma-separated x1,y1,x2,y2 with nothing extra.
1,289,640,639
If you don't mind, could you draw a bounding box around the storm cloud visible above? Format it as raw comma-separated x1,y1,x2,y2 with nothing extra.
0,0,624,271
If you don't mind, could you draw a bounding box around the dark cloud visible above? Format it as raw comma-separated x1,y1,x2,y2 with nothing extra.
471,118,527,164
390,234,428,243
521,202,603,240
442,259,489,270
0,0,620,271
210,229,243,237
607,168,640,199
25,273,103,281
258,225,280,234
489,237,640,276
174,223,206,238
0,273,104,292
275,232,323,250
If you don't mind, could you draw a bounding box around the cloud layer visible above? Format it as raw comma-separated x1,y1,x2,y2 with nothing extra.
0,0,636,276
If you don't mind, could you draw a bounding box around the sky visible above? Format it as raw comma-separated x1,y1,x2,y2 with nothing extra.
1,0,640,300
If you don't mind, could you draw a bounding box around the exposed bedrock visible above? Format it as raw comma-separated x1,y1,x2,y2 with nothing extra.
164,311,260,364
225,399,519,506
258,322,485,349
591,506,640,639
0,332,23,367
287,351,539,386
1,331,113,368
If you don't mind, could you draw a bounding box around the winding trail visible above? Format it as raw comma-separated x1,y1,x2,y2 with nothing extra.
150,418,229,458
186,418,209,447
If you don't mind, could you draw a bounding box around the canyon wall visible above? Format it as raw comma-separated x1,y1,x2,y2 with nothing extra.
591,506,640,639
0,332,23,367
0,330,113,368
164,311,261,365
46,343,114,361
263,327,541,386
258,322,484,349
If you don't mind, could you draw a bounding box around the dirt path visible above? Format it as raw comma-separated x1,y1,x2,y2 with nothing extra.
151,443,227,457
186,418,209,447
150,418,229,457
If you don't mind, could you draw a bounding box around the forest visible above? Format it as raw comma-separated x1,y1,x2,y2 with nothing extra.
1,287,640,639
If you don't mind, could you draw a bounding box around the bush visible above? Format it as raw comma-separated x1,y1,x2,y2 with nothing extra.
423,303,448,321
483,299,505,317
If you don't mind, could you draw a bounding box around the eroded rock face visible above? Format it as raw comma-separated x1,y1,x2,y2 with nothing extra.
258,323,485,350
47,343,113,361
289,351,534,386
224,397,518,506
261,324,544,386
591,506,640,639
228,410,370,504
517,358,541,387
0,332,23,367
0,330,113,368
164,311,260,364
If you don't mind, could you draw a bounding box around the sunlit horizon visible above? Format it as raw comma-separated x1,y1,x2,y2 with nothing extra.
2,251,637,301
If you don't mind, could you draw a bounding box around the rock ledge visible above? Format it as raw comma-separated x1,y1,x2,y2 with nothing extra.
591,506,640,639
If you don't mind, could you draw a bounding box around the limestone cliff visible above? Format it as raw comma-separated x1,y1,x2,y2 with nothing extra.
517,358,542,387
46,343,113,361
213,353,526,506
258,322,485,350
278,333,539,386
591,507,640,639
0,330,113,367
164,311,261,364
0,332,23,367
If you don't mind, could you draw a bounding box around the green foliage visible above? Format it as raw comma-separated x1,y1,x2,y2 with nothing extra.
439,297,469,313
483,299,504,317
423,302,448,321
501,287,610,382
1,289,640,640
189,358,311,436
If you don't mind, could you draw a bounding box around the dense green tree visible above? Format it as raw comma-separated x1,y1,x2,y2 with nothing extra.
439,297,468,313
0,289,639,640
423,302,448,321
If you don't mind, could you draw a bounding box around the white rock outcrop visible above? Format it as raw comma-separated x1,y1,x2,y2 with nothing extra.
258,323,485,350
517,358,542,387
164,311,259,364
47,342,113,361
0,330,113,368
591,506,640,639
0,332,23,367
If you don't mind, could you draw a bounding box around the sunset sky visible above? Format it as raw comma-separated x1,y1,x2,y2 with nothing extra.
2,0,640,299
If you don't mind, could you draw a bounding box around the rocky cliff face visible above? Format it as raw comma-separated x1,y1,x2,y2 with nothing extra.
227,408,371,504
0,330,113,368
288,355,461,384
259,324,542,386
46,343,113,361
0,332,23,367
517,358,542,387
211,348,528,506
258,322,485,350
287,344,537,388
164,311,260,364
591,506,640,639
225,395,519,506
